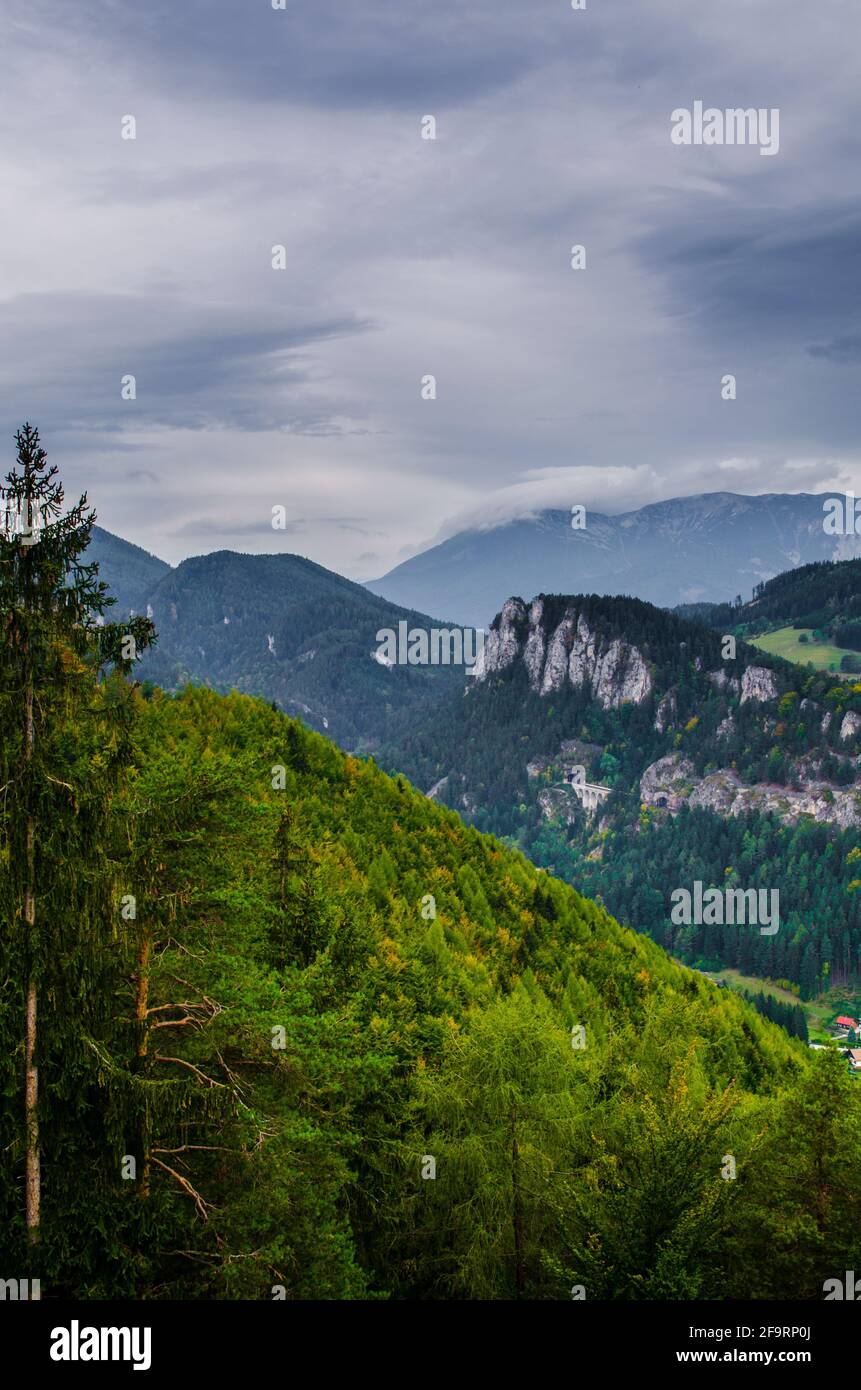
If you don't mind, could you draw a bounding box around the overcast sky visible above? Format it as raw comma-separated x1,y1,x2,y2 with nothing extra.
1,0,859,577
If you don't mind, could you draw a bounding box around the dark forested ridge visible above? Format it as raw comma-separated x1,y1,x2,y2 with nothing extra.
132,548,466,750
87,525,171,615
676,558,861,650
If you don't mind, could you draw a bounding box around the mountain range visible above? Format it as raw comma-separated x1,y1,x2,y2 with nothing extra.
88,525,170,615
369,492,859,628
90,490,861,751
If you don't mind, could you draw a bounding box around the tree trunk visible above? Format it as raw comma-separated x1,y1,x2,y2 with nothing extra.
25,978,39,1241
25,816,39,1240
135,933,151,1197
511,1111,525,1298
23,646,39,1241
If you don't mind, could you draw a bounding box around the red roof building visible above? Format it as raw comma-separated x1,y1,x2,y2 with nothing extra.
836,1016,858,1029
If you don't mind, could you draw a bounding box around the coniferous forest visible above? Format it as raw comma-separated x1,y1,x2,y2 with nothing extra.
4,428,861,1308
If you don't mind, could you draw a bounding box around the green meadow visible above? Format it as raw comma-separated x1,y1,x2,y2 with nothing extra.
751,626,855,673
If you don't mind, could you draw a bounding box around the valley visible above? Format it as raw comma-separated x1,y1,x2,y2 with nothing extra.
93,530,861,1030
381,578,861,1016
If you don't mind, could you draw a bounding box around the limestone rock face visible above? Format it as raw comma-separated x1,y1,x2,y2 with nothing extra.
524,599,547,690
538,786,581,825
640,753,861,829
654,691,676,732
640,754,697,812
569,613,600,690
841,711,861,742
472,598,526,679
593,639,651,707
540,611,575,694
475,598,652,710
740,665,778,704
708,668,740,696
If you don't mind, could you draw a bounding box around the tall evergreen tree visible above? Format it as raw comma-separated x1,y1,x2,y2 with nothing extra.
0,424,153,1259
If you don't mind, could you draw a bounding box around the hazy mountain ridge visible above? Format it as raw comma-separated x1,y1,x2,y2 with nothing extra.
369,492,857,627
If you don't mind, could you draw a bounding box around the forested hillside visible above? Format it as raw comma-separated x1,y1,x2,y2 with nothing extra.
677,559,861,671
134,549,465,750
5,683,861,1300
383,592,861,999
87,525,171,615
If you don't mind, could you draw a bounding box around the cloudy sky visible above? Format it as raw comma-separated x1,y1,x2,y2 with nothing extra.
1,0,859,577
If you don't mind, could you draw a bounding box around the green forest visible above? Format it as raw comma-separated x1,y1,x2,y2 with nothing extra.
134,549,464,752
3,428,861,1302
677,558,861,653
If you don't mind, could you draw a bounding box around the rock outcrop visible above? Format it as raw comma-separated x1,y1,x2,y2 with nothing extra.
640,754,697,812
475,597,652,709
740,665,778,704
654,692,676,732
473,598,527,679
640,752,861,829
538,786,581,825
708,668,740,696
841,711,861,742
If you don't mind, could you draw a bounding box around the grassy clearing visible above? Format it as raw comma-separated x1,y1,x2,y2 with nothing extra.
710,968,798,1002
707,968,861,1041
751,626,854,672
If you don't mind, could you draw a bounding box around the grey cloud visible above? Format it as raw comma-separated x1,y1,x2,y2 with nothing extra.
168,515,378,539
43,0,556,108
1,0,859,578
0,292,374,435
168,518,307,539
807,334,861,363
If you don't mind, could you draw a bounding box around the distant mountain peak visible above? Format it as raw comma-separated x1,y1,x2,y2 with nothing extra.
368,491,851,627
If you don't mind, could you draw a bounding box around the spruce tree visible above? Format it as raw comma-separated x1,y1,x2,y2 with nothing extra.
0,424,153,1262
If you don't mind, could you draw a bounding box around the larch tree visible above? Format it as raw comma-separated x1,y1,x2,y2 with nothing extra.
404,990,582,1299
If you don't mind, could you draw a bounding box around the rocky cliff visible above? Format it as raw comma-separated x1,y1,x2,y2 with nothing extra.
474,597,653,708
641,751,861,830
